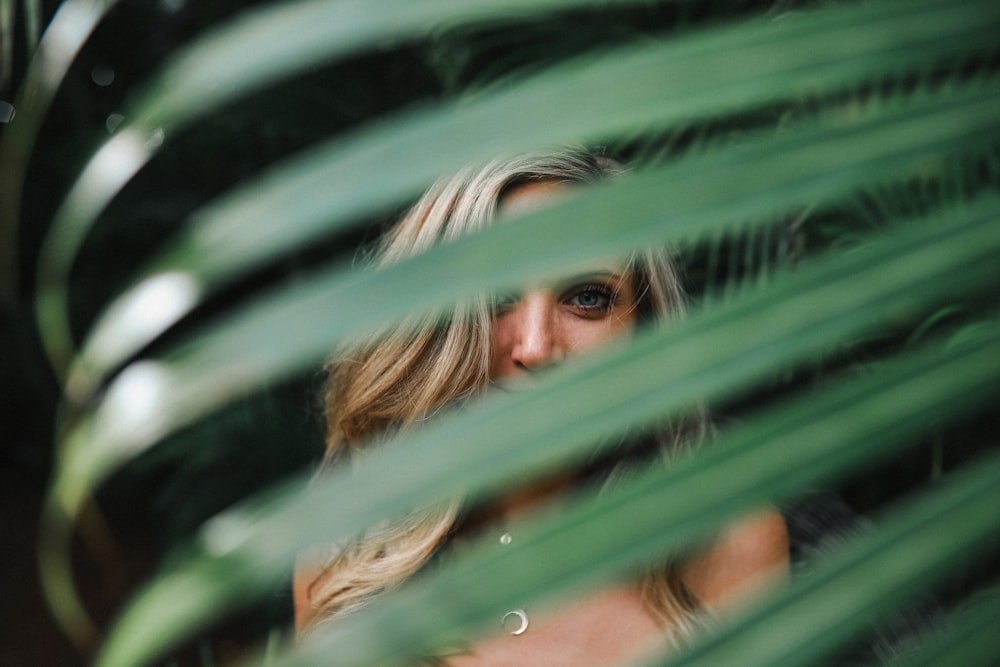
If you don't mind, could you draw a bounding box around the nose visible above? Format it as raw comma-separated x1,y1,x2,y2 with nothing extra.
509,293,563,372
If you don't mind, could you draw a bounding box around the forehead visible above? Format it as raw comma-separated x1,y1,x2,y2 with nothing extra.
498,179,574,218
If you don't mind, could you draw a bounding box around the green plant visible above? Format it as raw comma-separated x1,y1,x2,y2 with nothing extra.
3,0,999,665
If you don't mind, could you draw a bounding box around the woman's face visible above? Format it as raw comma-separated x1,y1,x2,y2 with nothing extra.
489,180,639,382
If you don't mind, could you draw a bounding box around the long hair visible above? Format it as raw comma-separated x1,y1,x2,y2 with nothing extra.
302,148,706,643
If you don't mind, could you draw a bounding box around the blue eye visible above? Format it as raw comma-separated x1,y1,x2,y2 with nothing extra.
568,285,614,312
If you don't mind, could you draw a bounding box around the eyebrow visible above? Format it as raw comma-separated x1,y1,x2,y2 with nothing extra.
502,268,633,298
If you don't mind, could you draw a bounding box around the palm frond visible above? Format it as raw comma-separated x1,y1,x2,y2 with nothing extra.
4,0,996,666
36,0,999,374
85,196,1000,666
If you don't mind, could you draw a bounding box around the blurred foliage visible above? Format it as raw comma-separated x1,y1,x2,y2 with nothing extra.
1,0,998,666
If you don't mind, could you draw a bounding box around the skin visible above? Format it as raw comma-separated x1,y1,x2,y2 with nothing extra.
490,180,640,380
294,180,790,664
449,180,790,666
489,265,638,379
444,512,789,667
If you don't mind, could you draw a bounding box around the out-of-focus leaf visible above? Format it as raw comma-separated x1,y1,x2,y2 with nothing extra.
0,0,600,300
36,0,999,373
51,93,1000,521
69,84,1000,396
0,0,120,302
98,323,1000,667
86,201,1000,666
19,0,1000,662
884,586,1000,667
657,453,1000,667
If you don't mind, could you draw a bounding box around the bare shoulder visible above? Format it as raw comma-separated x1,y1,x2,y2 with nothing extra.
681,507,790,613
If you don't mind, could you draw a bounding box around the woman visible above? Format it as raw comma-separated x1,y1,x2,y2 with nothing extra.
294,149,790,666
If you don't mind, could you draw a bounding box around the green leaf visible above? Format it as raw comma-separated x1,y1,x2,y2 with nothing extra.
0,0,121,303
658,453,1000,667
884,586,1000,667
36,0,1000,373
70,84,1000,396
87,202,1000,666
21,2,1000,664
52,96,1000,522
99,325,1000,667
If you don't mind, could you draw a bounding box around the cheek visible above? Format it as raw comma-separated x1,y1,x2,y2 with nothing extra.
561,316,635,353
488,319,515,374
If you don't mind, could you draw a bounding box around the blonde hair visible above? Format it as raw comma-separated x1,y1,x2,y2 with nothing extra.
304,148,706,643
